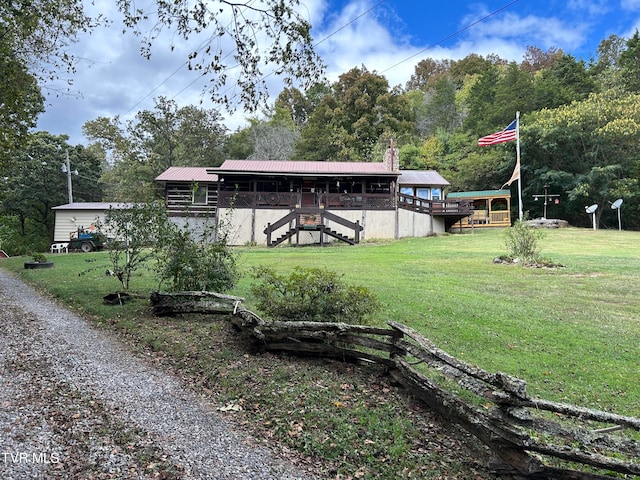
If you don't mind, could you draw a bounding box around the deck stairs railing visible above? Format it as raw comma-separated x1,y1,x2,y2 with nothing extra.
264,208,363,247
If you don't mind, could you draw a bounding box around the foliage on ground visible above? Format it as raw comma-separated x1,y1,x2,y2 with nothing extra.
250,265,381,323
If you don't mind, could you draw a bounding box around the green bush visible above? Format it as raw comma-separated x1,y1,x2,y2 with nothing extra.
156,229,238,293
503,219,545,263
250,266,381,323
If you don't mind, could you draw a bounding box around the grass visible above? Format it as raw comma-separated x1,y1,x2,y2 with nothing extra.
2,227,639,478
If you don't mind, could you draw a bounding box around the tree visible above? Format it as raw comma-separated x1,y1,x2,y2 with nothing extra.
417,76,461,135
116,0,324,111
619,30,640,92
83,98,228,201
225,127,255,160
525,91,640,228
521,46,563,73
0,132,103,253
295,67,414,161
155,210,239,293
1,1,322,170
406,58,451,91
0,38,44,170
533,54,595,109
247,121,300,161
3,0,322,110
274,87,313,128
100,202,170,291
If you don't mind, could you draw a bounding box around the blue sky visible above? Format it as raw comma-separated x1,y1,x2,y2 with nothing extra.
36,0,640,145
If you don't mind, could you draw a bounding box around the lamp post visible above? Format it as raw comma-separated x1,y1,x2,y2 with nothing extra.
532,184,560,219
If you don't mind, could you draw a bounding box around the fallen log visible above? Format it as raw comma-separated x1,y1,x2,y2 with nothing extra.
150,291,244,316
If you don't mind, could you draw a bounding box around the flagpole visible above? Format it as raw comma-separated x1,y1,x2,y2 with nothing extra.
516,111,522,221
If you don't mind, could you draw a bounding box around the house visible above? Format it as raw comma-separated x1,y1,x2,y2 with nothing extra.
155,154,473,246
446,190,512,229
51,202,132,243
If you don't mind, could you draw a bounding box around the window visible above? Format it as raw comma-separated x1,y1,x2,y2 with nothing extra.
400,187,414,204
193,186,207,205
431,188,442,200
416,188,430,200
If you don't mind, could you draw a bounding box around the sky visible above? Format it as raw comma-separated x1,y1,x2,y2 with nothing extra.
35,0,640,146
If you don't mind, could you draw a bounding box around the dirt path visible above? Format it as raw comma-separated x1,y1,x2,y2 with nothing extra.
0,270,316,480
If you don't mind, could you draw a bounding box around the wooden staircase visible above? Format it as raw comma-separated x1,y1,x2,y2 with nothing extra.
264,208,363,247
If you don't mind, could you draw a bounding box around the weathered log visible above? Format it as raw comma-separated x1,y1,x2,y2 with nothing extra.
391,358,545,476
388,320,529,399
259,320,399,337
150,291,244,316
262,340,393,366
510,397,640,431
227,311,640,478
498,407,640,458
254,330,401,355
527,441,640,476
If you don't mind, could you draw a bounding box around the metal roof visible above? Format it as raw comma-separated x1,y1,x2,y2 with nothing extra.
214,160,397,176
447,189,511,199
398,170,450,186
154,166,218,182
52,202,134,210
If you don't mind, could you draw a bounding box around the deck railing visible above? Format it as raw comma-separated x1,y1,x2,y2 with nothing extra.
218,190,395,209
398,194,473,216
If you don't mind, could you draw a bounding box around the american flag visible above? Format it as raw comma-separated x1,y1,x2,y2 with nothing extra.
478,120,517,146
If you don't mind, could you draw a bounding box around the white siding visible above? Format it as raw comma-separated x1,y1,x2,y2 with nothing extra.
54,210,105,242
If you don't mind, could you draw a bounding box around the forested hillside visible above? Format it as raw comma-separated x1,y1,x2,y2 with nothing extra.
84,33,640,231
2,31,640,254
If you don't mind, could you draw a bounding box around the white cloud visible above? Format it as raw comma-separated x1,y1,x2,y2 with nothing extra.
37,0,640,145
621,0,640,9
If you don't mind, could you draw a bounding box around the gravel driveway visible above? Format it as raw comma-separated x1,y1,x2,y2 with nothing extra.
0,269,315,480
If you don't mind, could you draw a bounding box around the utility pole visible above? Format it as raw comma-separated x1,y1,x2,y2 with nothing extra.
65,150,73,204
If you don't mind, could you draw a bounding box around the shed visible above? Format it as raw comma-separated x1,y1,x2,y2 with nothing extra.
52,202,132,242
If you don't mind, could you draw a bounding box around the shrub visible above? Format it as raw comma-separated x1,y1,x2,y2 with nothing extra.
503,219,545,264
250,266,381,323
155,228,238,293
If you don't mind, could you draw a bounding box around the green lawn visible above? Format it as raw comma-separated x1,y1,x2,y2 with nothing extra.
2,227,639,477
5,227,638,416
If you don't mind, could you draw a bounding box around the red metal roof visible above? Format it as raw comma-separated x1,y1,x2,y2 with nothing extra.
216,160,396,176
154,166,218,182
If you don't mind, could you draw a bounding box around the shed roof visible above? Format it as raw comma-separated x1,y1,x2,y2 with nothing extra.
52,202,134,211
154,166,218,182
213,160,397,177
447,189,511,199
398,170,450,186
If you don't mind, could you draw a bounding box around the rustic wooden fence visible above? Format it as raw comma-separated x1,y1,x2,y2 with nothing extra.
151,292,640,479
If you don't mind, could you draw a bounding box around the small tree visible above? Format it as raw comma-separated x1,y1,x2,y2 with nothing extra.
154,214,239,293
250,266,381,324
503,219,545,264
100,201,169,291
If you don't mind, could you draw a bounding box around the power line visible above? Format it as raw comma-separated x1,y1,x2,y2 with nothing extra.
124,0,520,117
380,0,521,75
121,0,257,115
215,0,387,105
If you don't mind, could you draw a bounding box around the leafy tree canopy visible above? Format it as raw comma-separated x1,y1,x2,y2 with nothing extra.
83,97,227,201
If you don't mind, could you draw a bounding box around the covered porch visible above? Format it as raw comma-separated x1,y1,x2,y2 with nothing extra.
447,190,512,229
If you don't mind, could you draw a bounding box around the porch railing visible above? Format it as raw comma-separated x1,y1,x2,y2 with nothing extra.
218,191,395,209
398,194,473,216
